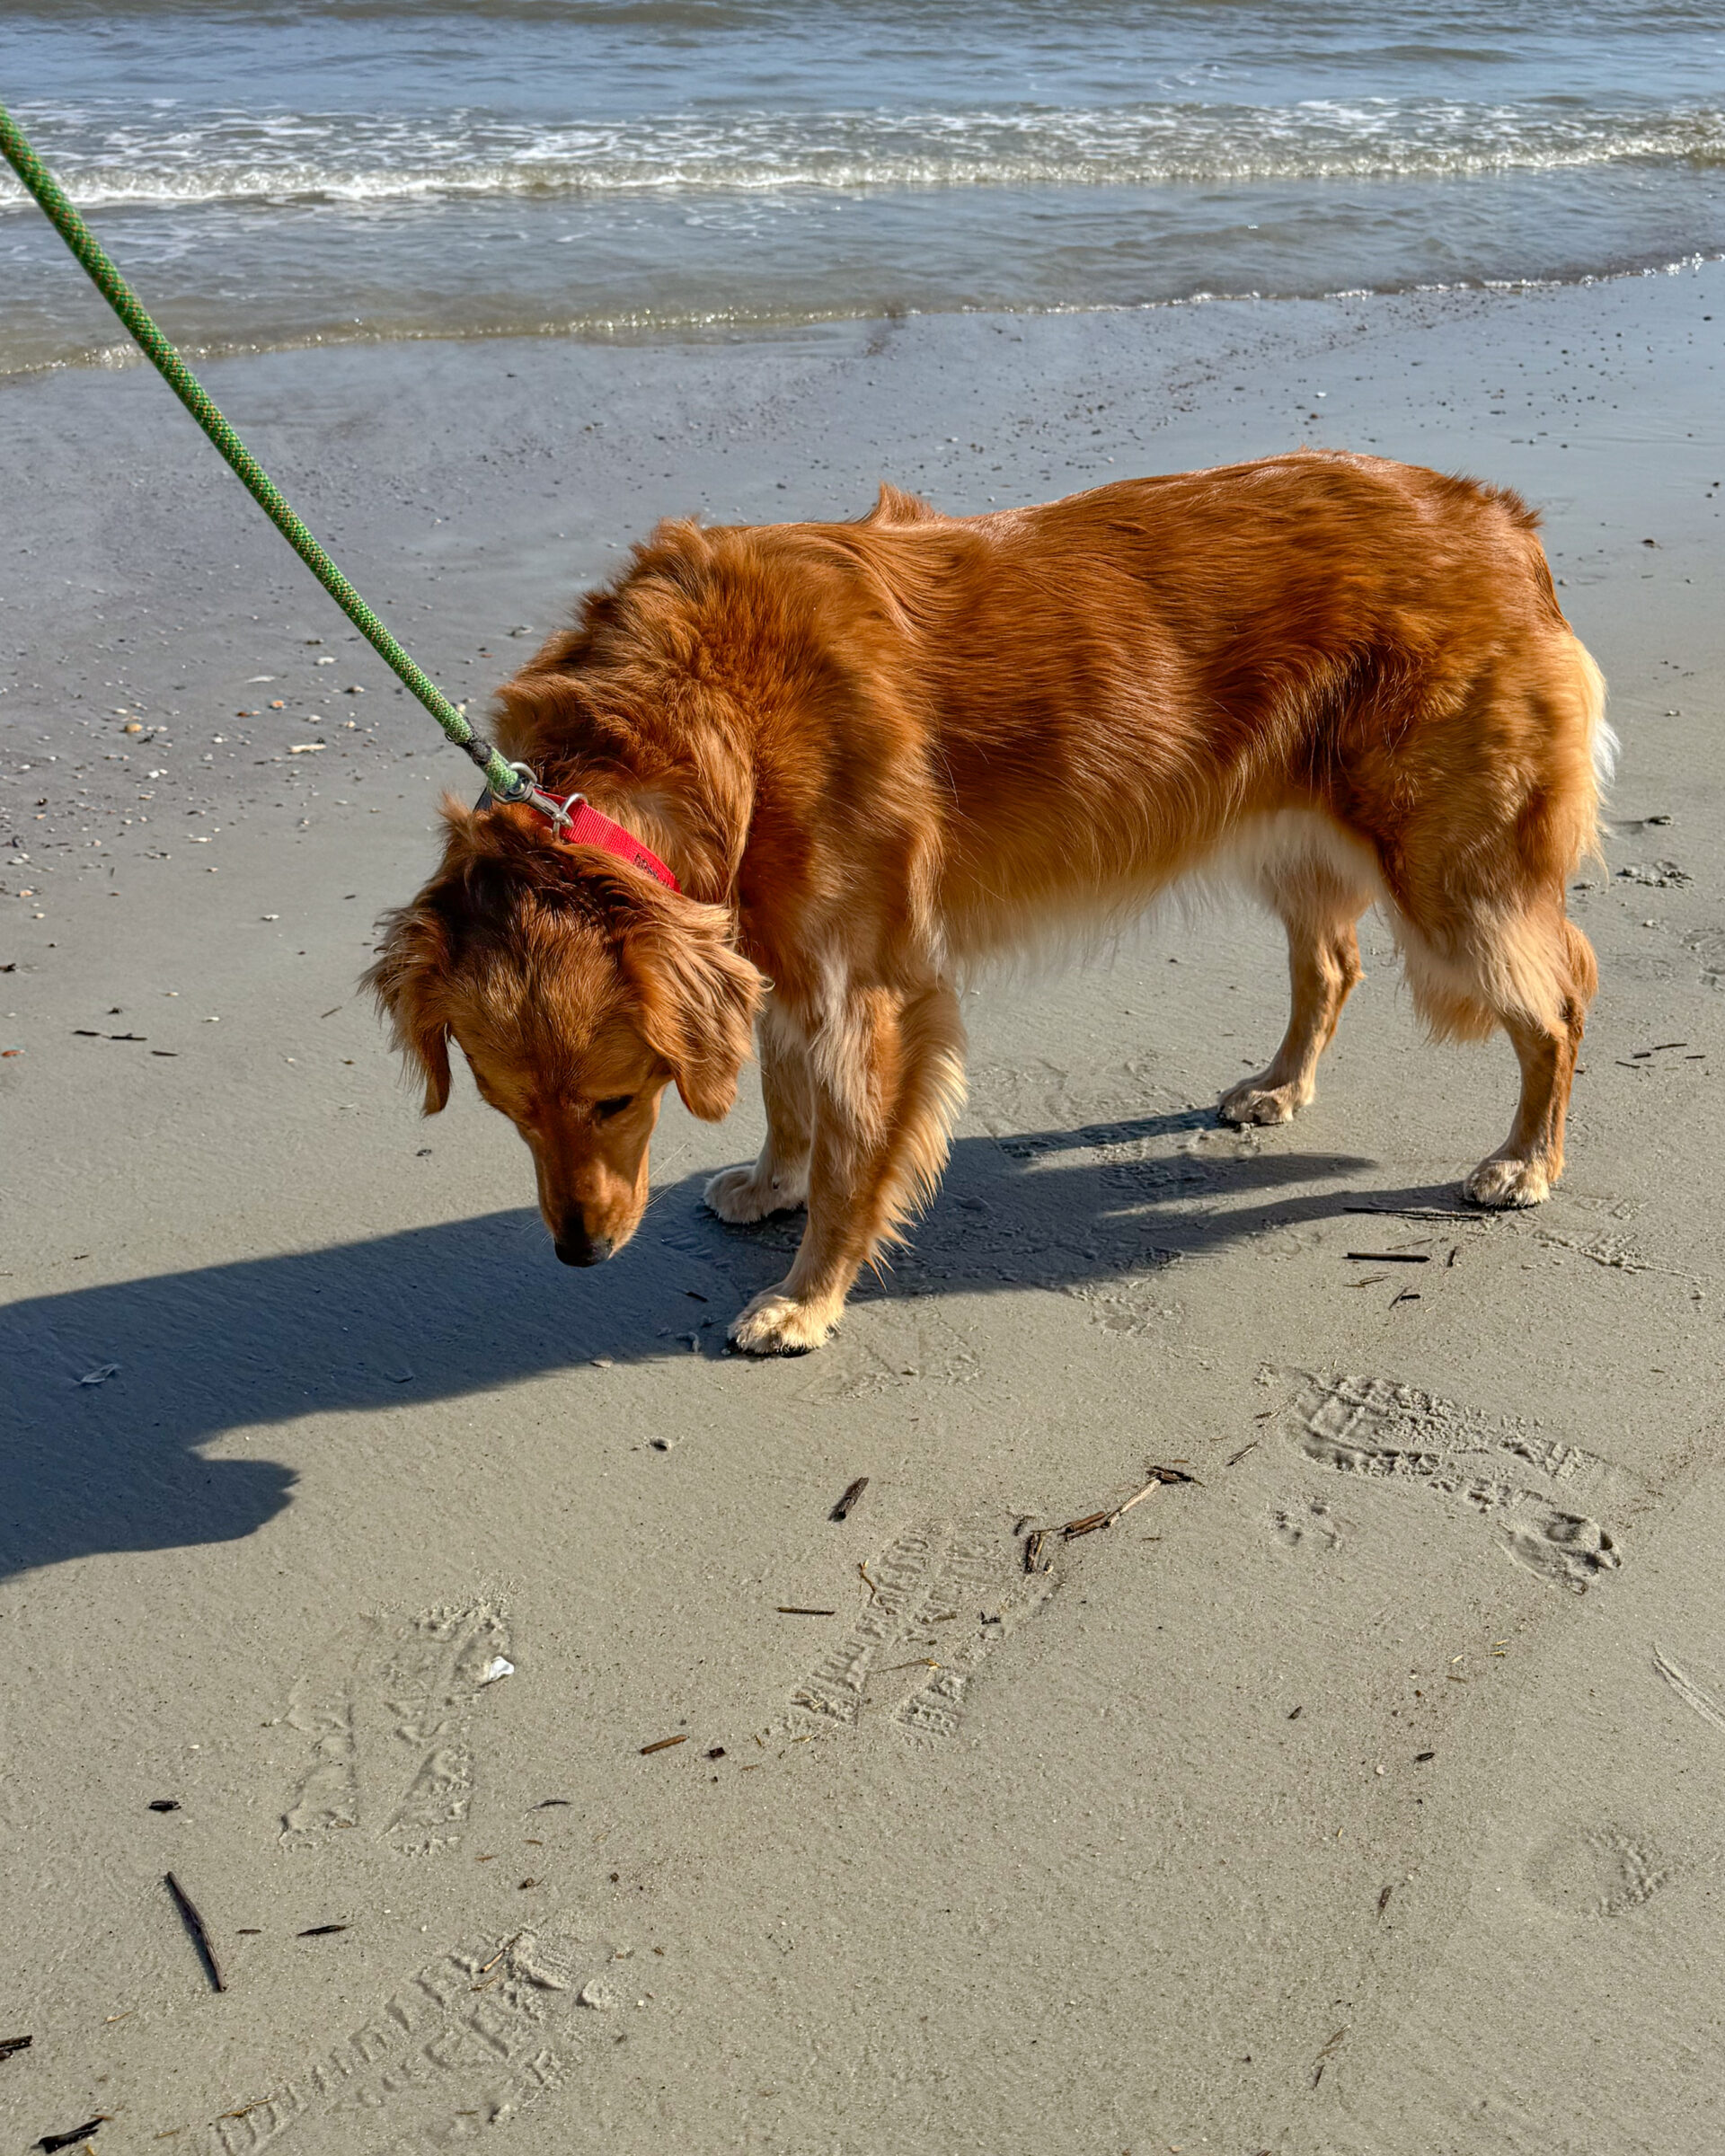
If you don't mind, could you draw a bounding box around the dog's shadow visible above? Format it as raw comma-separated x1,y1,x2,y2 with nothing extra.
2,1109,1449,1580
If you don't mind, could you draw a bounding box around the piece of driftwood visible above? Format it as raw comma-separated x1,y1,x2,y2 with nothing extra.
829,1477,870,1522
164,1872,225,1993
38,2119,110,2152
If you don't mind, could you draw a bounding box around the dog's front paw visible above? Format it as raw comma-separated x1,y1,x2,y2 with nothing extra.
1217,1074,1310,1127
703,1163,808,1225
1463,1154,1552,1209
727,1286,837,1356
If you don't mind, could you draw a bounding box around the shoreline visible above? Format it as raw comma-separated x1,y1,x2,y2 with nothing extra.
5,242,1721,384
3,268,1723,2153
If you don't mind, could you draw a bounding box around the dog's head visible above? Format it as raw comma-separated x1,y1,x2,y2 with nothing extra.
367,799,762,1266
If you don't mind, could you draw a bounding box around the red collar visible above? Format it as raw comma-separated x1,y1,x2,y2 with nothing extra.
546,791,680,893
485,776,680,892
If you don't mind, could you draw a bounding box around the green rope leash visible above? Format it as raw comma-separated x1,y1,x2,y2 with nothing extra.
0,102,529,803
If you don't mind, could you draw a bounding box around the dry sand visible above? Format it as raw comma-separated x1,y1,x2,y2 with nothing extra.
3,267,1723,2155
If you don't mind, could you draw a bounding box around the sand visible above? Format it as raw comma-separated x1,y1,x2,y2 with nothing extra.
3,266,1723,2155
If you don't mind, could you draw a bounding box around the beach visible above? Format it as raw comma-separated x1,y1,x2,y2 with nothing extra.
2,261,1722,2152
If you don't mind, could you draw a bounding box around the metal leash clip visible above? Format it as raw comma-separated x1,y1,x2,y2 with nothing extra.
475,761,585,831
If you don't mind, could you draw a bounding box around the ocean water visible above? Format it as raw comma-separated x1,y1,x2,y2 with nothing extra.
3,0,1723,373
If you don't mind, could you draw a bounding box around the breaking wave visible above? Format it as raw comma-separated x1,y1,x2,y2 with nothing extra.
5,97,1725,213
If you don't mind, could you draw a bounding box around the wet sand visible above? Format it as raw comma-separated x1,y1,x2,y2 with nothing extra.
3,268,1723,2154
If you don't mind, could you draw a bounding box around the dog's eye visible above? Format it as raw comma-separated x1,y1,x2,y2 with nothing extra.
593,1094,634,1120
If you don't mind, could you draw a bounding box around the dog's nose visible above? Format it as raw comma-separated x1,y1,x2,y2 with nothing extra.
553,1230,614,1268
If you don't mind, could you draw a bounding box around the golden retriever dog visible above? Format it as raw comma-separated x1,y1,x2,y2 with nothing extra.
368,452,1609,1355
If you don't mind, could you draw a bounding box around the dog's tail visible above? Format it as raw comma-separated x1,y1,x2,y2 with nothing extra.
1577,637,1616,792
1569,632,1614,870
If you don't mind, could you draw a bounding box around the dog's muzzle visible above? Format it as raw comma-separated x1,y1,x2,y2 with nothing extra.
554,1231,614,1268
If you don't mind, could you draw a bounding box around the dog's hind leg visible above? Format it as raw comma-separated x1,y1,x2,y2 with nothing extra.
1219,858,1371,1127
1390,638,1604,1207
1401,909,1596,1209
704,999,814,1223
728,976,967,1355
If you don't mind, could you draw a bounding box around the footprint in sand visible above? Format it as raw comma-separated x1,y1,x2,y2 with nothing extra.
781,1515,1057,1744
1526,1823,1673,1919
177,1921,631,2153
965,1055,1173,1154
281,1602,512,1854
798,1303,984,1401
1282,1374,1622,1594
1272,1497,1343,1552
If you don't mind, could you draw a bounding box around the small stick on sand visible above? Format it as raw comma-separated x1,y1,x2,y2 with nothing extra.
1062,1510,1112,1540
1311,2026,1349,2088
776,1606,836,1616
829,1477,869,1522
472,1933,524,1991
296,1924,348,1938
640,1735,687,1755
1342,1205,1488,1223
164,1872,225,1993
0,2035,32,2063
38,2118,111,2152
1062,1465,1196,1539
1022,1528,1048,1574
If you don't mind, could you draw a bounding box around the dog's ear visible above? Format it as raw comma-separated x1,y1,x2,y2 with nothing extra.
365,899,454,1114
623,894,764,1121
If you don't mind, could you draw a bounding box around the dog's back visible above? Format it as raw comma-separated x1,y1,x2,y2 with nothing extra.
595,455,1604,987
